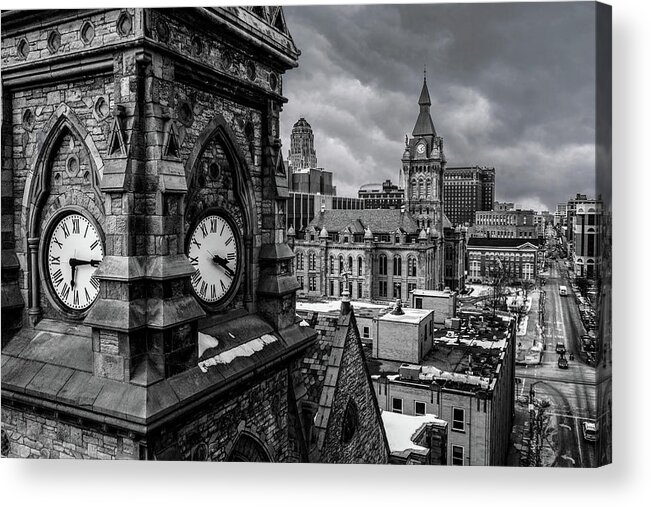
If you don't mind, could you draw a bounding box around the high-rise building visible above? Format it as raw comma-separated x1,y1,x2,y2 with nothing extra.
443,166,495,226
471,206,538,239
288,117,318,170
572,197,602,279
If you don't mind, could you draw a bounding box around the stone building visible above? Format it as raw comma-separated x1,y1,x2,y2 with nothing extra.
370,312,516,466
290,208,439,303
443,166,495,227
571,197,602,279
287,191,363,236
1,7,387,463
466,238,541,284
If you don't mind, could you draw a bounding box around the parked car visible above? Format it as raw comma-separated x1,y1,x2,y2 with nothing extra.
582,421,597,442
556,342,566,354
558,356,568,369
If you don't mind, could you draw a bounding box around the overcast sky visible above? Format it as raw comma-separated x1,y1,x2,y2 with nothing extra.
279,2,597,212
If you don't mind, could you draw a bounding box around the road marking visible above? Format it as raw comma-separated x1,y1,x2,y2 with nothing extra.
559,423,572,430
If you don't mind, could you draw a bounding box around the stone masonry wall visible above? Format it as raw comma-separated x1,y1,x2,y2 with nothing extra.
151,368,290,462
320,317,388,464
1,405,139,459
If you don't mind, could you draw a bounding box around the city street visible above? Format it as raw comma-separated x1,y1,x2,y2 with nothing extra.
514,258,597,467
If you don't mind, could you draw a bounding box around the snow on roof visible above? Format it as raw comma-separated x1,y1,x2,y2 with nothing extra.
381,411,444,453
411,289,454,297
434,335,508,351
379,308,433,324
198,334,277,372
296,300,390,313
419,364,490,389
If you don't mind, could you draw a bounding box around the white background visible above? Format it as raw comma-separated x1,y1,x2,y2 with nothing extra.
1,0,649,505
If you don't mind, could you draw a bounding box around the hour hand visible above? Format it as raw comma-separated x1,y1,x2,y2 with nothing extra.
69,258,101,268
209,252,235,277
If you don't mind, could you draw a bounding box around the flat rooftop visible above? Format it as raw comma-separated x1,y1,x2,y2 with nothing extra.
412,289,455,297
379,308,433,324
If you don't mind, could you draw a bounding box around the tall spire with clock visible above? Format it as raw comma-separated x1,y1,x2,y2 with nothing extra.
401,70,446,287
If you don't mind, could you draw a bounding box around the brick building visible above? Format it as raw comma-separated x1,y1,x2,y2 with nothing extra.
358,179,404,210
471,206,539,240
290,208,439,302
1,7,387,463
442,166,495,226
370,312,516,466
466,238,540,284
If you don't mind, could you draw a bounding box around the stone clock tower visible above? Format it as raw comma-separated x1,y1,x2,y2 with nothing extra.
1,7,319,461
401,74,446,287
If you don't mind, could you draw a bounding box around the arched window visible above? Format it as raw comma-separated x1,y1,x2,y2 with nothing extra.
411,179,418,198
357,257,363,276
308,251,316,271
330,255,335,273
426,179,431,199
339,255,344,273
393,256,402,276
418,178,425,198
341,399,359,444
296,252,304,270
347,256,353,272
408,257,417,277
378,254,387,275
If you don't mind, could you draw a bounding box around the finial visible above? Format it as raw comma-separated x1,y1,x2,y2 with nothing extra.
424,65,427,82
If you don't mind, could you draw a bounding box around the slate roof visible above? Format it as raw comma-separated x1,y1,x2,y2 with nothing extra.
412,78,437,137
467,238,540,248
308,209,420,235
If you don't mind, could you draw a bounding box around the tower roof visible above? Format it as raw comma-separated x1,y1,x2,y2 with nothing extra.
412,76,437,138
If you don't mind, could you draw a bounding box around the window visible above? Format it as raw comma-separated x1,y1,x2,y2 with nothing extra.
415,297,422,309
392,397,403,414
452,445,464,466
308,252,316,271
379,280,388,298
348,256,353,273
393,282,401,299
408,282,417,295
452,407,465,432
329,256,335,273
408,257,417,277
297,276,304,289
357,282,363,298
393,256,402,276
357,257,363,276
339,256,344,273
341,399,359,444
296,252,304,270
363,326,370,339
378,254,387,275
309,276,317,291
415,401,426,416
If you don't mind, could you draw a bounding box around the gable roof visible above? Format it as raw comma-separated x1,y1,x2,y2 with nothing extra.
308,209,420,235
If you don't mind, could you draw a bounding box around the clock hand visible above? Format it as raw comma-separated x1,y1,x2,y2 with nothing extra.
207,251,235,277
69,258,101,268
71,265,77,289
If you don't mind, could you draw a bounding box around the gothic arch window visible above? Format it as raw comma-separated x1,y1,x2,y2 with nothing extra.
339,255,344,273
378,254,387,276
357,256,363,276
341,399,359,445
347,256,353,272
426,179,431,199
408,257,417,277
296,251,304,270
308,251,316,271
330,255,335,273
228,433,272,462
411,179,418,198
393,256,402,276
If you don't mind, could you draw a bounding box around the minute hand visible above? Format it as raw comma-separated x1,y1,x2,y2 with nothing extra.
211,254,235,277
70,258,101,268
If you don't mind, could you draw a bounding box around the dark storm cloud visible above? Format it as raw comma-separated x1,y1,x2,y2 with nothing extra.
280,2,597,210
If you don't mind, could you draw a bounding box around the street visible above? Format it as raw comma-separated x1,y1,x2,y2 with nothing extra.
515,258,597,467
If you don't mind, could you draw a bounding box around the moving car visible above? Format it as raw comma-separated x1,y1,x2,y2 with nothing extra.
558,356,568,369
559,285,568,296
582,421,597,442
556,342,566,354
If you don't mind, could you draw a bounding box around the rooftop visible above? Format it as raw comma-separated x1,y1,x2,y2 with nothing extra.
307,209,420,235
379,307,433,324
412,289,455,297
467,237,540,248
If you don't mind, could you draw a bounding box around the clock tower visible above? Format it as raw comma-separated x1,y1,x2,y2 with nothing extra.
401,73,446,287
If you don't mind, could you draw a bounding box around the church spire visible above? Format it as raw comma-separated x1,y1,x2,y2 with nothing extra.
412,71,436,137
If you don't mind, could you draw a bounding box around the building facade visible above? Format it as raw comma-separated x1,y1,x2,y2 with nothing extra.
466,238,540,283
1,7,387,464
370,312,516,466
471,207,538,240
287,191,364,235
443,166,495,226
358,179,404,209
290,209,439,302
572,197,602,279
287,116,318,170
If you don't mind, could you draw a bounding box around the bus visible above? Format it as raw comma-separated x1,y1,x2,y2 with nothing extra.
559,285,568,296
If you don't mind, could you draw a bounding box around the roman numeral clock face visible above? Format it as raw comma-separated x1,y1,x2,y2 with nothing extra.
187,213,241,305
46,212,104,311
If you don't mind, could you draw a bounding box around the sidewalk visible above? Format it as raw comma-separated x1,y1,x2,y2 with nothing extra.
515,289,543,365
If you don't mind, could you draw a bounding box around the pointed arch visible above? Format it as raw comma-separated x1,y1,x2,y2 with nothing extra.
185,114,259,240
22,102,106,240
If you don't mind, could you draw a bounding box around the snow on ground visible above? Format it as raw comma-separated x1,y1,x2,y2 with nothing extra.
381,411,444,452
463,284,492,297
296,299,390,313
198,334,277,372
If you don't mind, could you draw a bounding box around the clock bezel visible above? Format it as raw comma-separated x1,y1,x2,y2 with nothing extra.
39,206,105,319
185,207,244,312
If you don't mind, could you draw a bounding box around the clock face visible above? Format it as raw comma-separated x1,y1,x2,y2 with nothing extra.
416,143,426,154
45,212,104,311
187,212,241,305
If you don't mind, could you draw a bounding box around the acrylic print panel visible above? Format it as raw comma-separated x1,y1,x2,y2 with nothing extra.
0,2,611,467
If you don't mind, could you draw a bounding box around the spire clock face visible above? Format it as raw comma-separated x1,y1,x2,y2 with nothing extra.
45,212,104,311
187,211,242,305
416,143,426,154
